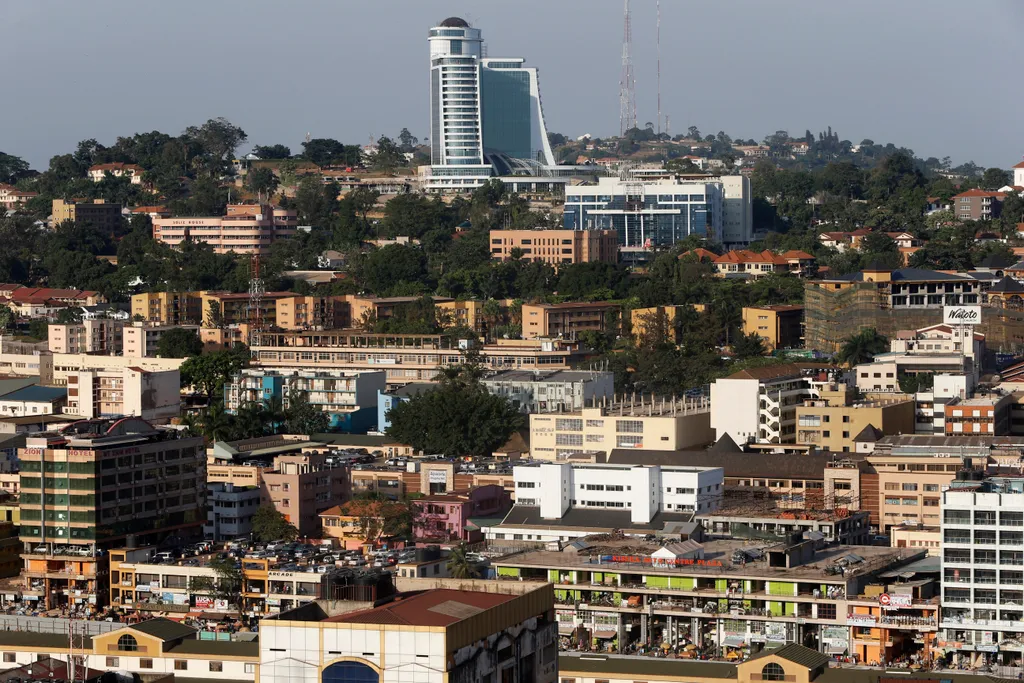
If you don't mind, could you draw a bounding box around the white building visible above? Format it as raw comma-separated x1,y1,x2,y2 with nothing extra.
67,367,181,423
423,17,567,193
855,324,983,394
204,481,261,541
1014,159,1024,188
711,364,833,445
714,174,754,249
940,477,1024,669
482,369,614,413
487,462,723,543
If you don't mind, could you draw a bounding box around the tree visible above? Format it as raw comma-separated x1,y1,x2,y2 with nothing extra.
836,328,888,366
732,331,767,358
207,556,243,607
446,543,479,579
981,167,1011,190
301,138,360,166
179,345,249,398
0,304,12,332
369,136,406,172
245,166,279,202
0,152,31,183
251,505,299,542
387,358,522,456
284,389,330,435
156,327,204,358
251,144,291,160
55,307,83,324
859,231,897,255
183,118,248,171
397,128,419,153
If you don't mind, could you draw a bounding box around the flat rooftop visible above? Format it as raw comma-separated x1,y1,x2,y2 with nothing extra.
497,538,915,581
484,369,610,383
325,589,518,627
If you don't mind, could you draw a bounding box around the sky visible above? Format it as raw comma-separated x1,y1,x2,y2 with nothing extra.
3,0,1023,170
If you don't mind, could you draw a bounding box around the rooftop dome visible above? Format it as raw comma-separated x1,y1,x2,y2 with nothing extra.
439,17,469,28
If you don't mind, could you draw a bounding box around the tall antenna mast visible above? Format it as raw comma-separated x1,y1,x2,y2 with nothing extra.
656,0,661,136
248,253,264,349
619,0,636,136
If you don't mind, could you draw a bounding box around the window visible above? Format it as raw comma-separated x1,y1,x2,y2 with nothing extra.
616,420,644,433
140,659,153,669
617,435,643,447
762,663,786,681
245,664,257,674
106,657,119,668
902,483,918,491
175,661,188,671
210,662,224,672
556,418,583,431
117,634,139,652
2,654,12,663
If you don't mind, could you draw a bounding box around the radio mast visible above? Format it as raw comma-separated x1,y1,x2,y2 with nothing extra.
619,0,636,136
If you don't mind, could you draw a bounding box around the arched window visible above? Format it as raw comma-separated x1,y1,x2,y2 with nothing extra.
117,635,139,652
762,663,786,681
323,661,378,683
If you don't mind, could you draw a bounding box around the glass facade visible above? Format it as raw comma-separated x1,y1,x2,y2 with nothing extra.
480,67,532,160
563,186,717,247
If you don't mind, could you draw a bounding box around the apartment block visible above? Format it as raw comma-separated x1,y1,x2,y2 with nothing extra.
952,189,1005,221
18,417,206,608
204,481,261,541
261,452,350,537
123,322,201,357
630,304,706,342
489,228,618,266
51,198,122,231
482,369,614,413
223,368,385,432
521,301,619,340
152,203,298,255
131,291,203,326
945,395,1013,435
199,291,296,327
529,397,713,459
66,367,181,423
795,384,915,453
742,305,803,351
48,318,125,355
275,295,351,330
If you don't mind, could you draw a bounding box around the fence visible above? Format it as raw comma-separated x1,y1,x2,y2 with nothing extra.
0,615,121,636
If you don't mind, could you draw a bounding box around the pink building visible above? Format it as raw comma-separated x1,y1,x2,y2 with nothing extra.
152,203,298,255
412,485,511,544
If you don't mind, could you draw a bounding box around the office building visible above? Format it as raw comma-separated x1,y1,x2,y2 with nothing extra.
259,579,557,683
482,369,614,413
223,368,386,433
48,318,125,355
711,365,836,445
563,176,725,259
490,228,618,266
18,417,205,608
51,198,121,230
521,301,619,340
424,17,563,193
742,305,803,351
66,367,181,423
487,461,723,543
794,383,915,453
204,481,261,541
940,475,1024,669
944,395,1013,435
530,397,713,459
261,452,350,537
152,204,298,254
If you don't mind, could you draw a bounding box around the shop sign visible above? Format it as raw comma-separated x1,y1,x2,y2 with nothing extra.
847,613,876,627
604,555,723,568
195,596,214,609
428,470,448,484
214,599,229,611
879,593,912,609
764,623,787,642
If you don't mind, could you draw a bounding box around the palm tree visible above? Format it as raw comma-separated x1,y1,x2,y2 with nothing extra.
233,401,269,439
446,544,479,579
199,401,233,442
836,328,888,367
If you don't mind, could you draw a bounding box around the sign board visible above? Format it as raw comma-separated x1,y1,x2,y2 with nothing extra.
603,554,724,568
428,470,448,484
214,599,229,611
944,305,981,326
878,593,912,609
821,626,849,646
764,623,787,642
847,613,876,627
195,596,214,609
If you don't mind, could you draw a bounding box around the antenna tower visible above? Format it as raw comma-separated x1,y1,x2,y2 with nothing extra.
248,253,265,348
619,0,636,136
656,0,661,136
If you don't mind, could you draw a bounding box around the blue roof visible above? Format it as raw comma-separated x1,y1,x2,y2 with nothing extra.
0,386,68,403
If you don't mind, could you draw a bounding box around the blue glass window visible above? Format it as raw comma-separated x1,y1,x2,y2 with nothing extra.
323,661,379,683
674,194,688,201
565,196,580,203
690,195,705,201
449,40,462,55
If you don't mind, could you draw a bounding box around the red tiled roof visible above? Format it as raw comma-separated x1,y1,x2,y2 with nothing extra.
680,248,718,260
1013,161,1024,169
5,287,98,302
89,162,143,173
714,249,788,265
131,205,169,214
780,250,814,260
952,189,1007,199
327,589,518,627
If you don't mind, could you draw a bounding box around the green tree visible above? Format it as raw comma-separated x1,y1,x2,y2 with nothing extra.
369,136,406,171
208,556,243,607
180,345,249,398
836,328,888,366
0,152,31,183
245,167,279,202
446,544,479,579
293,175,336,227
0,304,12,332
251,144,291,159
188,401,234,442
156,327,204,358
732,331,767,358
397,128,419,152
981,167,1011,190
284,389,330,435
55,307,83,324
251,505,299,542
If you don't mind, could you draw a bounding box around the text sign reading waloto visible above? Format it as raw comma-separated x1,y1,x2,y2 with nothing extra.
943,305,981,326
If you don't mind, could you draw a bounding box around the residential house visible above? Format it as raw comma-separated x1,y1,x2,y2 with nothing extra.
87,162,144,184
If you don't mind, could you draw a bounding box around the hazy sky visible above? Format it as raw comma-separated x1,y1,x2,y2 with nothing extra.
3,0,1022,170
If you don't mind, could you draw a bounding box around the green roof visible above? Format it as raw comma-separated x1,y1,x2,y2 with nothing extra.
559,654,736,679
0,631,91,649
166,639,259,658
130,617,197,642
747,643,831,669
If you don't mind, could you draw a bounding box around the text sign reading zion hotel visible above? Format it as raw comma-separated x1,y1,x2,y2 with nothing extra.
943,305,981,326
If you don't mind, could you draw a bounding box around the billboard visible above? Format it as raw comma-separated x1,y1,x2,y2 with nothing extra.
943,306,981,325
879,593,912,609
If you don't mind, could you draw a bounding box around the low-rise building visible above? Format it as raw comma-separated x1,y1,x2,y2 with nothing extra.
223,368,386,433
530,397,713,459
944,394,1013,435
131,291,203,326
123,322,201,357
0,385,67,417
489,228,618,266
742,305,803,351
204,481,261,541
87,162,144,184
482,369,614,413
795,384,916,453
521,301,619,340
66,366,181,423
952,188,1005,221
48,318,125,354
51,198,121,231
413,485,511,543
630,304,706,342
153,203,298,255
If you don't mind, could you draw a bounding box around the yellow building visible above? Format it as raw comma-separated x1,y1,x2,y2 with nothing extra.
51,198,122,231
435,298,486,334
131,291,202,325
521,301,619,340
795,384,915,453
742,304,804,351
630,304,706,342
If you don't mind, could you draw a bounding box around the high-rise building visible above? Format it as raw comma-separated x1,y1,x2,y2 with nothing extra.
18,417,205,608
424,17,562,192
